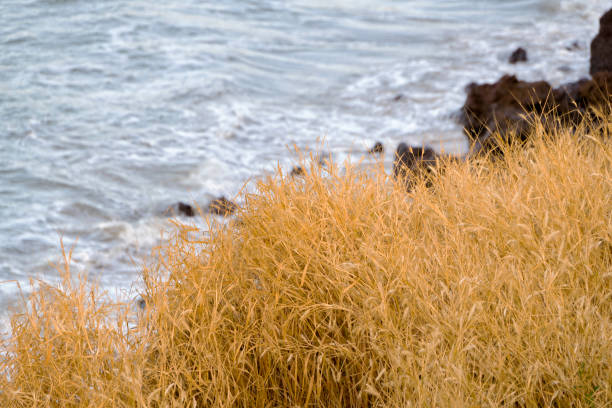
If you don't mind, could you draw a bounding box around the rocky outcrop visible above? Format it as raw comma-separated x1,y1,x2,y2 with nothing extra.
509,47,527,64
567,71,612,108
590,8,612,75
460,72,612,155
457,8,612,156
208,196,238,216
461,75,555,141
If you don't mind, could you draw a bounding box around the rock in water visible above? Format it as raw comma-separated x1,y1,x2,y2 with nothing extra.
509,47,528,64
457,8,612,156
290,166,304,176
590,8,612,75
368,142,384,154
208,196,237,216
177,202,195,217
393,144,438,179
460,72,612,156
461,75,553,142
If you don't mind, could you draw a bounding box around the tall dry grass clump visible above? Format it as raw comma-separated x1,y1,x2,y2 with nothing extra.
1,112,611,407
0,245,147,407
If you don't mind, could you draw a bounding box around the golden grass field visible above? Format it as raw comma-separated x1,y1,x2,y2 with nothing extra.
1,112,611,407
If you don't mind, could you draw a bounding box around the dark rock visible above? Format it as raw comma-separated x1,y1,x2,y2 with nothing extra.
393,94,404,102
549,73,612,129
208,196,237,216
573,71,612,108
177,202,195,217
393,144,462,189
461,74,554,141
136,297,146,310
290,166,304,176
368,142,384,154
460,72,612,156
393,144,438,179
509,47,528,64
590,8,612,75
464,82,477,93
566,41,581,51
457,8,612,156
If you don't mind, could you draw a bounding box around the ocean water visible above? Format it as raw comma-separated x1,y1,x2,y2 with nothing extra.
0,0,609,311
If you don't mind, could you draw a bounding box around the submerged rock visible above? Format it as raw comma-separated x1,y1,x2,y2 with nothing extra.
509,47,528,64
208,196,237,216
590,8,612,75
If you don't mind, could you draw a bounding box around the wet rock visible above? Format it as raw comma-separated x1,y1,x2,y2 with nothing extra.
573,71,612,108
590,8,612,75
208,196,238,216
458,8,612,156
176,202,195,217
461,74,554,142
460,71,612,156
290,166,304,176
393,143,438,179
548,73,612,128
392,143,467,191
368,141,384,154
509,47,528,64
392,144,463,189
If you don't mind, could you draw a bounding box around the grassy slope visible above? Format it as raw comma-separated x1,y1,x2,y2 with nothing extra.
1,116,611,407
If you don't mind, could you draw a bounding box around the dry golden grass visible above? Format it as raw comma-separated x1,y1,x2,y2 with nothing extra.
0,244,148,407
1,113,611,407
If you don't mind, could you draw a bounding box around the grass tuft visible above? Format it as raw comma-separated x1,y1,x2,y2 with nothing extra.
1,112,611,407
